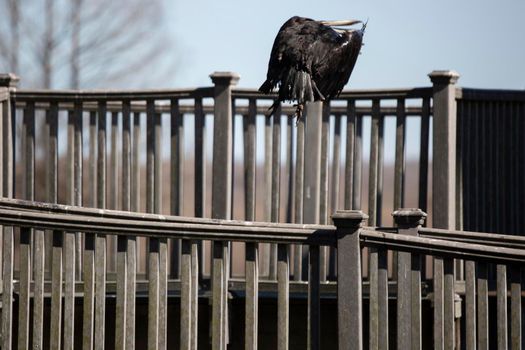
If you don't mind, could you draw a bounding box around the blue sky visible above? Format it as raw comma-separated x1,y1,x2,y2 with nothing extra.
167,0,525,90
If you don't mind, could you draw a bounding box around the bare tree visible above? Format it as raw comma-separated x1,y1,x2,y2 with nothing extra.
0,0,175,88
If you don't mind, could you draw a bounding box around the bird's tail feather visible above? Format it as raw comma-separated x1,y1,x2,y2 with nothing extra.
281,68,314,105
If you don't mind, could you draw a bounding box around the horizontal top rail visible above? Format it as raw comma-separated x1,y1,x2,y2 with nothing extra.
13,100,429,117
419,227,525,249
11,87,215,102
0,198,335,245
361,229,525,263
456,87,525,102
232,87,433,100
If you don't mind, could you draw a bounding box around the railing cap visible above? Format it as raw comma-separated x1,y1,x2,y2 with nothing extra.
392,208,427,227
210,71,240,87
331,210,369,229
428,70,460,85
0,73,20,88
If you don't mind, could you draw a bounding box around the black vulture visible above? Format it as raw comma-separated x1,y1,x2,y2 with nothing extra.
259,16,366,119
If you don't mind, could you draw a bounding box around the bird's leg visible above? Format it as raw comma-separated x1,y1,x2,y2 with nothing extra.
293,103,304,124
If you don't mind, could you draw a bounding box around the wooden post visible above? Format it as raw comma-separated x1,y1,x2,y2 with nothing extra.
428,70,460,230
429,71,459,350
392,209,427,350
0,73,18,350
210,71,239,350
332,210,368,350
304,101,323,349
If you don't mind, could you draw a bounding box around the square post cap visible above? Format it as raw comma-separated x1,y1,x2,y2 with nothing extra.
392,208,427,228
428,70,460,85
210,72,240,86
332,210,369,229
0,73,20,88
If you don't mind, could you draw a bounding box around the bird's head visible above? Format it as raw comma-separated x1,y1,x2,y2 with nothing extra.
319,19,365,34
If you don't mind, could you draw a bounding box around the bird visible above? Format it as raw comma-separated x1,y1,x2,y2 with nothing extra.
259,16,366,120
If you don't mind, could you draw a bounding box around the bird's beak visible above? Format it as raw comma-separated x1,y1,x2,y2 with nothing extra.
320,19,362,27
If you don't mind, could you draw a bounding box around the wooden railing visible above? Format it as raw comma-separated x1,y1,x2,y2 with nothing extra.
0,199,523,349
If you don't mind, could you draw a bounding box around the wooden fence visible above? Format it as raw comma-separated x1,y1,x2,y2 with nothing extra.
1,70,525,349
0,199,523,350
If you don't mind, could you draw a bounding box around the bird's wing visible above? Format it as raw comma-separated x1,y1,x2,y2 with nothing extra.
312,29,363,99
260,17,318,93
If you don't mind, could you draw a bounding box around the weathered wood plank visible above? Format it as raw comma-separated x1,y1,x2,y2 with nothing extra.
443,259,455,349
308,245,320,350
394,98,406,210
465,260,476,350
83,234,95,350
64,231,76,350
95,100,107,349
212,242,225,350
50,230,63,350
277,244,289,350
477,262,489,350
319,106,329,282
244,99,258,350
378,248,388,350
333,211,367,350
496,264,508,350
148,239,160,350
510,265,521,350
344,101,355,210
18,229,31,350
245,242,259,350
433,257,444,350
115,236,128,350
270,108,281,280
1,226,14,350
293,116,305,281
181,240,192,350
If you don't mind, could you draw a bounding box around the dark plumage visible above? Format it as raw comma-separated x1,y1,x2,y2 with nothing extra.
259,16,365,119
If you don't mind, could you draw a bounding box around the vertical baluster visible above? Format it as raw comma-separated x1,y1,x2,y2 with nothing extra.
45,102,62,350
418,98,430,213
277,244,289,350
264,106,274,279
19,102,35,350
319,105,330,282
64,105,81,350
285,115,294,223
465,260,476,350
84,112,96,349
329,116,342,279
181,239,192,350
117,100,132,350
352,114,363,210
496,264,508,350
270,106,281,280
108,111,119,274
171,98,183,276
0,82,16,349
368,99,380,349
477,262,489,350
434,257,445,350
244,98,258,350
146,99,160,349
444,259,455,349
95,100,107,348
344,100,356,210
293,117,305,280
156,110,168,350
394,98,406,210
510,265,521,349
308,245,321,350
